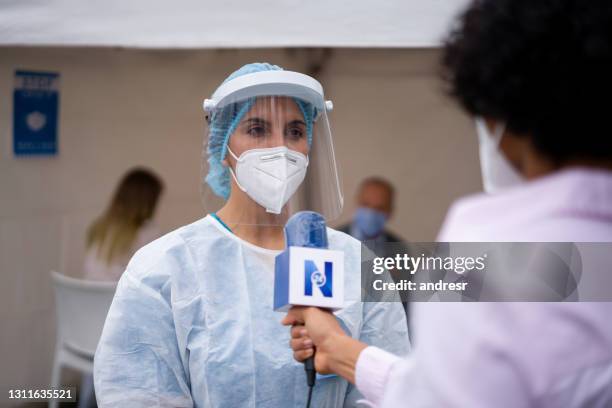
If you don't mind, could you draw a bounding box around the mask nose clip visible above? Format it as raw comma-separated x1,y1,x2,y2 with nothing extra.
260,152,285,162
258,148,300,165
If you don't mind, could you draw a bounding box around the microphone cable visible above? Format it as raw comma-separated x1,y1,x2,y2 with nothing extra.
305,355,316,408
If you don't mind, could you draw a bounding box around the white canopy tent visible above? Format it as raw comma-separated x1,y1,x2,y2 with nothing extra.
0,0,470,48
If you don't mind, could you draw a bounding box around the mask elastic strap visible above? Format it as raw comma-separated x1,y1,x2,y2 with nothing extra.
226,147,247,192
492,123,506,146
227,146,241,162
227,167,246,192
476,117,506,147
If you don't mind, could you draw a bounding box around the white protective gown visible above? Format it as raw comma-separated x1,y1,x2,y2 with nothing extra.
94,214,409,407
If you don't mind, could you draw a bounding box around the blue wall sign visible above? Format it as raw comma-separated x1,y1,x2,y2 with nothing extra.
13,70,60,156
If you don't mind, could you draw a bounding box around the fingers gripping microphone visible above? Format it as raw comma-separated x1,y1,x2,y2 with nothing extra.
274,211,344,407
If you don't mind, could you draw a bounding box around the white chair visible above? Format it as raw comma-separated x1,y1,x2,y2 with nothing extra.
50,271,117,408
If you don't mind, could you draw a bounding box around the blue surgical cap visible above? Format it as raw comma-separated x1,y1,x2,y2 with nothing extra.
205,62,317,199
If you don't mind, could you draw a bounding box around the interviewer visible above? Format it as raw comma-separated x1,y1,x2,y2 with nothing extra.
283,0,612,406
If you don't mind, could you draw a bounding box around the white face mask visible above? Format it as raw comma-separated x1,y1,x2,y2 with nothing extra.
227,146,309,214
475,117,524,194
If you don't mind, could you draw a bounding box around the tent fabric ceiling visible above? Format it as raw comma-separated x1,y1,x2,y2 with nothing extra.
0,0,470,48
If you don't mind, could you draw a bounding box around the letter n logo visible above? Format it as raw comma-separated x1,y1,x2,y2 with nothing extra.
304,260,333,297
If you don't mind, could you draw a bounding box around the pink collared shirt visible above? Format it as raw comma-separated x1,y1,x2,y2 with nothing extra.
355,168,612,407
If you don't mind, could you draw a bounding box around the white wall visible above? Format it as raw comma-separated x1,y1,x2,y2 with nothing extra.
0,47,481,395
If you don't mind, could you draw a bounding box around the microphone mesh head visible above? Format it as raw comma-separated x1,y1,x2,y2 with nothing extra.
284,211,328,249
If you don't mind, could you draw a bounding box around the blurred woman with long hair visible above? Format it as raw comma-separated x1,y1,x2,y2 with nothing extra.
84,168,164,281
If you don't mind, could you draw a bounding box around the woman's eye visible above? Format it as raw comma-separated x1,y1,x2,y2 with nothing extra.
247,126,266,136
287,127,304,139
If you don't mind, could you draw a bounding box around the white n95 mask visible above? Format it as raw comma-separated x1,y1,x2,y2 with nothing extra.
475,117,524,194
228,146,309,214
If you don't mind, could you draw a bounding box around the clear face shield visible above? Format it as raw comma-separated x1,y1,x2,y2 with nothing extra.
202,70,343,227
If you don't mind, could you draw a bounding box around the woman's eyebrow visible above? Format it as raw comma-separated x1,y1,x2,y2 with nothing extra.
241,117,270,126
286,120,307,127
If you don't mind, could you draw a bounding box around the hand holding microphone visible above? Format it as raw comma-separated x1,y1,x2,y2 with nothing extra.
282,306,352,375
274,211,344,405
275,211,367,390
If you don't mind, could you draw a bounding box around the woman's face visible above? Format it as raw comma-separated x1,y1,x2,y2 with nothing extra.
225,96,310,159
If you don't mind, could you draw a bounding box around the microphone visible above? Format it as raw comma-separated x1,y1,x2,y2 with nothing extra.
274,211,344,311
274,211,344,406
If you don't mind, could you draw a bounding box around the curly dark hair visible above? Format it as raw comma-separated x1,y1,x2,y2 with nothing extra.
443,0,612,162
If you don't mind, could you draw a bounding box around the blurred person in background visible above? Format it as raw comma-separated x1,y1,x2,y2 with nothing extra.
79,168,163,408
339,177,413,322
284,0,612,406
84,167,164,282
339,177,408,255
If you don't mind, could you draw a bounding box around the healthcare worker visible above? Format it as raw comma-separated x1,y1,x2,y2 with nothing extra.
93,63,409,407
284,0,612,406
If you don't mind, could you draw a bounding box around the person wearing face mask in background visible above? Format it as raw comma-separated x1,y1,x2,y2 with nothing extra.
338,178,413,322
339,177,407,250
93,62,409,407
283,0,612,406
